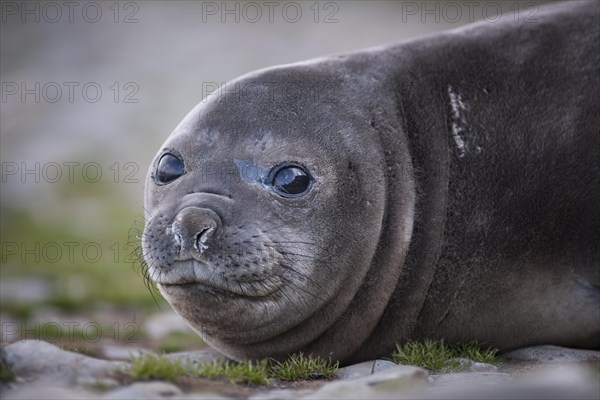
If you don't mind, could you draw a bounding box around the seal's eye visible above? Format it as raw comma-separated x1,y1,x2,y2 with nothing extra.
155,153,185,185
271,165,312,197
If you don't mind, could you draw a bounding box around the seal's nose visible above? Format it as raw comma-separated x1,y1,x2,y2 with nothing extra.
170,207,222,259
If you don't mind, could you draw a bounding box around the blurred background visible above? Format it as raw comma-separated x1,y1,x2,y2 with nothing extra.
1,0,554,357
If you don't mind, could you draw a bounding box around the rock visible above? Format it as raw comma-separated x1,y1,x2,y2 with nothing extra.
102,382,182,399
362,365,428,388
3,340,125,385
335,361,375,380
100,344,155,361
450,357,498,372
468,361,498,373
250,388,316,400
180,392,233,400
144,311,195,340
305,365,428,399
2,384,98,400
430,372,512,388
522,363,600,388
303,382,374,400
373,360,398,373
336,359,398,380
425,365,599,399
77,376,121,391
502,345,600,363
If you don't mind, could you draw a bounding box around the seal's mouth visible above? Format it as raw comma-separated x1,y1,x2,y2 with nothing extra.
153,260,280,298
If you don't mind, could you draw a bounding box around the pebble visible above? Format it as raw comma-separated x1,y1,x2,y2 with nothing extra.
100,345,155,361
102,382,183,399
2,341,599,400
450,357,498,372
430,372,512,388
502,345,600,363
250,388,316,400
3,340,125,385
2,384,98,400
305,364,428,399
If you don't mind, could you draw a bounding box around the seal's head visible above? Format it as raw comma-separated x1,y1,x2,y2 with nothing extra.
142,59,415,362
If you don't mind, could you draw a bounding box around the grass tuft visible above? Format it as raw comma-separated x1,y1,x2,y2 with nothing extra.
269,352,339,381
126,352,339,385
0,353,16,383
196,360,270,385
392,339,458,372
127,353,191,382
127,354,269,385
450,340,498,364
126,353,339,385
392,339,498,373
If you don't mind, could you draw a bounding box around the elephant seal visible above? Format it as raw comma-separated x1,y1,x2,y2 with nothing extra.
142,1,599,364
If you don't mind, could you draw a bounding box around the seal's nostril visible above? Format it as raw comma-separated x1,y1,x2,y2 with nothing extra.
170,207,222,259
174,233,183,247
168,222,183,248
194,226,214,253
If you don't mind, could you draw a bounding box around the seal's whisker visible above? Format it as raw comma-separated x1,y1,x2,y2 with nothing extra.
128,205,176,309
128,246,164,309
261,242,334,275
276,281,312,316
276,251,318,260
261,223,288,233
269,240,320,246
275,250,334,275
278,266,330,303
283,279,327,304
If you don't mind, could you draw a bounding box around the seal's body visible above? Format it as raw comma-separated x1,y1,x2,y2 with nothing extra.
143,1,599,364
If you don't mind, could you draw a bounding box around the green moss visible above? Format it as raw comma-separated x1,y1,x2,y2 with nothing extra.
127,353,192,382
193,353,339,385
127,354,270,385
392,340,498,373
126,352,341,385
392,340,458,372
196,359,270,385
450,340,498,364
269,352,339,381
0,351,16,383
